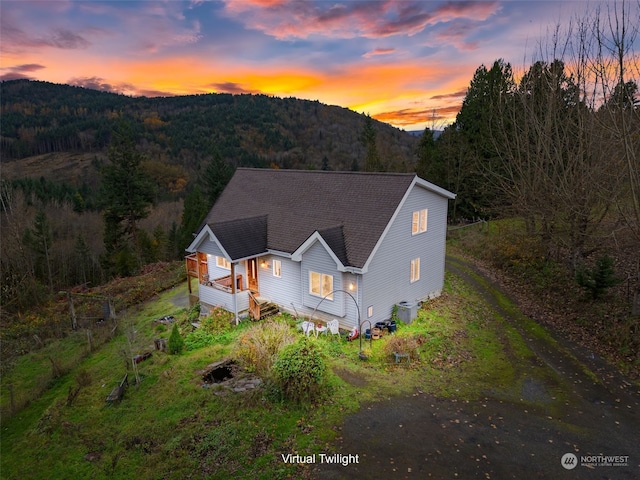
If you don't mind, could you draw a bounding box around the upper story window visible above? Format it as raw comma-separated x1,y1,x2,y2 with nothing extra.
216,256,231,270
412,209,428,235
273,260,282,278
309,271,333,300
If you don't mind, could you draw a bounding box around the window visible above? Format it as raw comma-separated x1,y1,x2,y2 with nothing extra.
412,209,428,235
309,271,334,300
410,258,420,283
272,260,281,278
216,256,231,270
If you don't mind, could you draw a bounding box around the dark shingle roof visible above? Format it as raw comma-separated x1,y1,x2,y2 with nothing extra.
209,215,268,260
202,168,417,268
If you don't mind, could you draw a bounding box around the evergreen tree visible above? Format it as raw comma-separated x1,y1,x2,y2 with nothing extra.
23,210,54,292
361,115,385,172
576,256,622,300
451,59,515,218
167,221,181,260
180,186,210,252
73,234,90,285
100,120,155,277
415,128,438,181
201,149,234,207
168,324,184,354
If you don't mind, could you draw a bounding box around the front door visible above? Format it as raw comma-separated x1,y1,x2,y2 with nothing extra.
247,258,259,292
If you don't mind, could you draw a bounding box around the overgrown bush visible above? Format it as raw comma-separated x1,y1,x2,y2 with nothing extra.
382,332,421,360
200,308,234,334
233,319,296,376
187,302,201,323
576,255,622,300
271,337,327,403
168,324,184,354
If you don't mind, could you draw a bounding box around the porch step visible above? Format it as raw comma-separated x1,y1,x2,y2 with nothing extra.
259,302,279,319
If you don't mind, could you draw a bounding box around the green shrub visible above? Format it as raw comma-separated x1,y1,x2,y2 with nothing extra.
232,319,296,376
168,324,184,354
576,255,622,300
200,308,233,334
271,337,327,403
184,329,217,351
187,302,201,323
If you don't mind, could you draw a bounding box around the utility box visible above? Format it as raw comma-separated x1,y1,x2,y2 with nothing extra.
396,301,418,324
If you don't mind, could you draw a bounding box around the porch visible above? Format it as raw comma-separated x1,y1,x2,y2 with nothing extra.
199,281,250,316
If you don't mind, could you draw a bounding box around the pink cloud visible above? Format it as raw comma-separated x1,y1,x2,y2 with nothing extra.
435,22,480,51
0,63,46,81
221,0,501,40
362,48,396,58
210,82,262,94
1,22,90,53
431,1,500,23
66,76,177,97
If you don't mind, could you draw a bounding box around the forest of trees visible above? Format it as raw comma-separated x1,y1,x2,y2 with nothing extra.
416,4,639,271
0,80,417,172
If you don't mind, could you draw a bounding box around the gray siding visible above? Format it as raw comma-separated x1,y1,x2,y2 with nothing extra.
361,185,448,324
257,255,302,310
199,285,249,314
199,238,225,257
197,239,247,286
341,272,361,330
301,242,345,317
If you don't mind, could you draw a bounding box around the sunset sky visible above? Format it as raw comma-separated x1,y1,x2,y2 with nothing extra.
0,1,629,130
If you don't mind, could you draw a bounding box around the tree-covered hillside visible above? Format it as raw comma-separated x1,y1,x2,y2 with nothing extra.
0,79,418,174
0,79,421,318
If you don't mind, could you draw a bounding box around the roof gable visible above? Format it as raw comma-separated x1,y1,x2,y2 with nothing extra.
209,215,267,260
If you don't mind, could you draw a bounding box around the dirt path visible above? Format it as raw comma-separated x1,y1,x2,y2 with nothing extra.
312,256,640,479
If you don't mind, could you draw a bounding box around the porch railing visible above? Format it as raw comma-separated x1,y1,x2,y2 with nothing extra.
248,291,261,320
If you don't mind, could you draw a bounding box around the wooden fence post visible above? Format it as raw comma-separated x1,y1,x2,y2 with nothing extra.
66,291,77,330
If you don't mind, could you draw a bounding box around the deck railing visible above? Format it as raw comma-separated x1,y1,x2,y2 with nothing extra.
248,292,261,320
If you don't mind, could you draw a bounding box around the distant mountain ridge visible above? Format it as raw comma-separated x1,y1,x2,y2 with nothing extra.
0,80,419,185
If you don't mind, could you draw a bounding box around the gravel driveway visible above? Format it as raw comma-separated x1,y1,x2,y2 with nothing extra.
312,257,640,479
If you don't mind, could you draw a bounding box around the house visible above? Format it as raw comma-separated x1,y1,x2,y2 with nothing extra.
185,168,455,329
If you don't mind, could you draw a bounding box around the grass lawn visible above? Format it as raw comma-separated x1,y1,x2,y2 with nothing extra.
1,268,544,480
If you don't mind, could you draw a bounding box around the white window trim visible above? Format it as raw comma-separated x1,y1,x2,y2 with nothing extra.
309,271,334,300
272,260,281,278
411,258,420,283
412,209,428,235
216,256,231,270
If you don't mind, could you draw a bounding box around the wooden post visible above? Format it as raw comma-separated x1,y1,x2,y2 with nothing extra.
86,328,93,352
66,291,78,330
231,262,238,325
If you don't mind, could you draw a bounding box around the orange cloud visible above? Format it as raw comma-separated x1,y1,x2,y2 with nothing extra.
373,105,462,128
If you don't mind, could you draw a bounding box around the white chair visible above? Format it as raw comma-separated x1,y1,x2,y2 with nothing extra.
300,321,315,337
326,319,340,339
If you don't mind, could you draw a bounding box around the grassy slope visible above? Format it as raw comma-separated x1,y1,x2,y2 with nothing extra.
1,264,549,479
